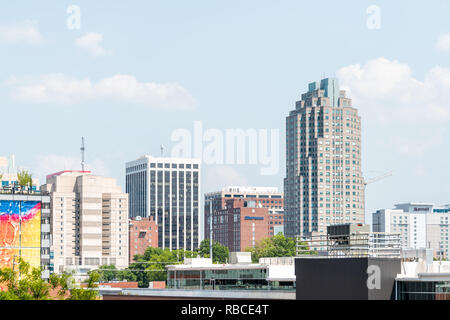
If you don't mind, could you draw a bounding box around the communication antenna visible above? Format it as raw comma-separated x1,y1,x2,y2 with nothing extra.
81,137,86,171
160,144,164,157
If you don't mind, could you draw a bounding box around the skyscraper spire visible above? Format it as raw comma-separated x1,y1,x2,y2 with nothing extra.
81,137,86,171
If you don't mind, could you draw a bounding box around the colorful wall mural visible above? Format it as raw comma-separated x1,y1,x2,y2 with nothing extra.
0,201,41,269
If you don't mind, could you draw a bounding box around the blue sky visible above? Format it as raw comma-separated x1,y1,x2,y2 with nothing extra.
1,1,450,222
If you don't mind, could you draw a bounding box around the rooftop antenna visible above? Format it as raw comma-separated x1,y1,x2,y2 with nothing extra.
81,137,86,171
160,144,164,157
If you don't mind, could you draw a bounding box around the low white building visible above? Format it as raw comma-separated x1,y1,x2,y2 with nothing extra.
166,253,295,291
373,203,450,259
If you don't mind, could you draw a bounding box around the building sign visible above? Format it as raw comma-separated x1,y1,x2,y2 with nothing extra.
244,216,264,220
413,207,429,212
433,209,450,213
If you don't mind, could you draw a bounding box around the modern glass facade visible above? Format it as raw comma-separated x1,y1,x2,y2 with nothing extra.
167,267,295,291
396,280,450,300
126,156,201,251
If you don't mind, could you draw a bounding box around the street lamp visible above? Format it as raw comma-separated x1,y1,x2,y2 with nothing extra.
207,198,213,262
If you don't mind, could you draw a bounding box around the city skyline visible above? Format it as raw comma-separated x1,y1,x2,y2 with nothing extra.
1,1,450,223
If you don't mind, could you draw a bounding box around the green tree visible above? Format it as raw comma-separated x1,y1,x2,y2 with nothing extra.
246,233,311,263
49,271,75,300
91,264,117,282
121,247,196,287
116,269,137,282
0,258,50,300
50,269,99,300
68,271,99,300
0,258,99,300
199,239,229,264
17,169,32,189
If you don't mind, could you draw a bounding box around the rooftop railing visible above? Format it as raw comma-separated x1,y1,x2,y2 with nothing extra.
296,232,402,258
0,186,48,196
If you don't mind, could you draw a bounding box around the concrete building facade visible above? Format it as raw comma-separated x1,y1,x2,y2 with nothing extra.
373,203,450,259
125,156,201,251
41,170,129,275
284,78,364,239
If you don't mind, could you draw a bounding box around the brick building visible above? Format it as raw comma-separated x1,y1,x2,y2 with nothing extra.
129,217,158,262
209,198,271,252
205,187,284,244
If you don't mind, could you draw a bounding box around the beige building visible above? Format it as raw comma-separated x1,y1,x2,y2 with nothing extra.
41,170,128,276
284,78,365,238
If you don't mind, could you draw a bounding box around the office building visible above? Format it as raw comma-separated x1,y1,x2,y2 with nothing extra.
129,216,158,262
166,254,295,291
373,203,450,259
0,189,51,279
205,186,284,241
209,198,271,252
125,156,201,251
284,77,364,239
40,170,129,275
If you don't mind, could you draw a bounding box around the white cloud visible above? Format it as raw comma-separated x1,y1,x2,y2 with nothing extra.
436,34,450,52
0,21,45,45
75,32,110,57
389,129,444,157
33,154,109,183
5,73,196,110
337,57,450,123
204,165,248,192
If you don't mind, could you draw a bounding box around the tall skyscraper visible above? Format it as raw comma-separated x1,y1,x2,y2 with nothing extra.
41,170,129,275
284,78,364,239
125,156,201,251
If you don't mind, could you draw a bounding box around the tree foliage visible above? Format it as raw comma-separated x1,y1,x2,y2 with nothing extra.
90,241,230,288
0,258,49,300
107,247,197,287
198,239,229,264
16,169,32,188
0,258,99,300
246,233,312,263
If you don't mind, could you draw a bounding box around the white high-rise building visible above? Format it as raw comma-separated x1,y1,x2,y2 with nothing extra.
373,203,450,259
125,156,201,251
41,170,129,275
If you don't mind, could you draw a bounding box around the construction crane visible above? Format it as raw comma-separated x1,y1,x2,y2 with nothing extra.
364,170,393,187
363,170,393,223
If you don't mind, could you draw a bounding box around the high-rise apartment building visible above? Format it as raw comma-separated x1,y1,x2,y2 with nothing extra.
40,170,129,275
204,186,284,240
125,156,201,251
373,203,450,259
284,78,364,239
